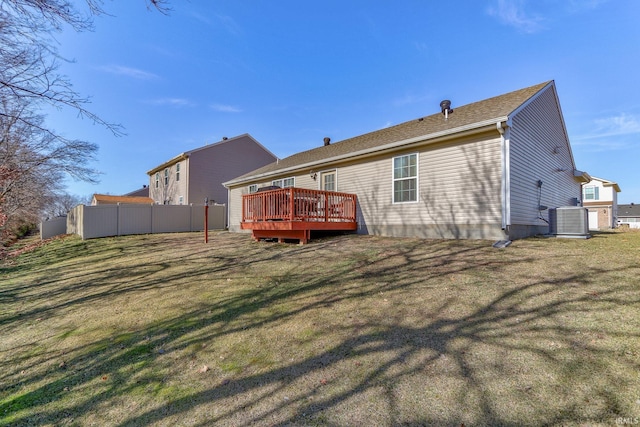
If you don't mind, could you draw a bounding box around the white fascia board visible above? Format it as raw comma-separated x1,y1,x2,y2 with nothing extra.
146,153,189,175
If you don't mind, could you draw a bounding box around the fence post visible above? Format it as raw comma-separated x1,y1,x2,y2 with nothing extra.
204,198,209,243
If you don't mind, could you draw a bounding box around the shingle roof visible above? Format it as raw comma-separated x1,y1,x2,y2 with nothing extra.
146,133,277,175
618,204,639,217
92,194,154,205
226,81,552,185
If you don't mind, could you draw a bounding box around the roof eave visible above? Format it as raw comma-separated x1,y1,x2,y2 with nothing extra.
603,182,622,192
147,153,189,175
574,170,592,183
224,118,506,187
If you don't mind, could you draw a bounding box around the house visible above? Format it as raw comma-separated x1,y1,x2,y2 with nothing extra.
581,177,621,230
146,134,278,207
617,203,640,229
91,194,154,205
123,185,150,198
224,81,590,242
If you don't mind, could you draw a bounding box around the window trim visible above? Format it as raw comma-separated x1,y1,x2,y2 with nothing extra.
584,185,599,201
272,177,295,188
248,184,258,193
392,153,419,204
320,169,337,191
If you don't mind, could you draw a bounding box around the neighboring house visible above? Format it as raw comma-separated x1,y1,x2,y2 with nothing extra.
617,203,640,229
123,185,150,198
147,134,277,207
91,194,154,205
224,81,590,241
581,177,621,230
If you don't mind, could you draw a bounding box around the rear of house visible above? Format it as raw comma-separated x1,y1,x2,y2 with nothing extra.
225,81,589,241
581,177,621,230
147,134,278,207
617,203,639,229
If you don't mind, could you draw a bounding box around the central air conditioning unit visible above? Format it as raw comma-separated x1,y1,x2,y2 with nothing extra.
548,207,591,238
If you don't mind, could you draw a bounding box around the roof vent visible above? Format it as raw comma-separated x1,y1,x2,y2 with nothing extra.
440,100,453,119
323,137,331,146
222,136,228,140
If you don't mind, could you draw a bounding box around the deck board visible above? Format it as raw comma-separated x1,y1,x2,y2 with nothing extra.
241,187,357,243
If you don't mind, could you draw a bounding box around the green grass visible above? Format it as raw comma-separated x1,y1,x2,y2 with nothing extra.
1,230,639,426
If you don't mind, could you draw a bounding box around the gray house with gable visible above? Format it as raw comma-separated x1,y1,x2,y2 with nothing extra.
224,81,590,241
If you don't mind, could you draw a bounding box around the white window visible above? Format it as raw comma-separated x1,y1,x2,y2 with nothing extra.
155,173,159,188
178,196,183,205
176,163,180,182
393,153,418,203
321,171,336,191
164,168,169,185
248,184,258,193
272,177,295,188
584,186,599,201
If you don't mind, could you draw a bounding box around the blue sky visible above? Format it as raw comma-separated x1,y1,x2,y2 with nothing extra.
49,0,640,203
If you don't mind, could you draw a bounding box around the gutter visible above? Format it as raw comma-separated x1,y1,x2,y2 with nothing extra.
224,118,508,187
573,169,591,183
147,153,189,175
497,120,511,231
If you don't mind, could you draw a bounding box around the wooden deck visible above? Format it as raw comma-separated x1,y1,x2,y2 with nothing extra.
241,187,357,244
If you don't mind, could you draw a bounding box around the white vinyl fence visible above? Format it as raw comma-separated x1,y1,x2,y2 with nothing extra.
40,216,68,240
41,203,226,240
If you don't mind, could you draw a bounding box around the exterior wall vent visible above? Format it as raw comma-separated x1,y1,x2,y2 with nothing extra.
548,207,590,238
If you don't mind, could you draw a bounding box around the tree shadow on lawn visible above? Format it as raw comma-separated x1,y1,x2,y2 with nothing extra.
0,232,323,325
2,234,639,426
122,272,639,426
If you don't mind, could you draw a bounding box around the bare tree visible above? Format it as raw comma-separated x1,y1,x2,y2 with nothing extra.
0,0,169,137
0,97,98,235
42,192,90,219
0,1,169,242
150,167,178,204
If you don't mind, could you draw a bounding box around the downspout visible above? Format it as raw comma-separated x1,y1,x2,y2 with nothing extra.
226,187,231,229
185,158,190,205
497,121,511,233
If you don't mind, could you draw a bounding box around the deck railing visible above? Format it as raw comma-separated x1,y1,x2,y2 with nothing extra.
242,187,357,223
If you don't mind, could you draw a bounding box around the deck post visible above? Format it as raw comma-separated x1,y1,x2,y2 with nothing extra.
324,193,329,222
289,188,294,221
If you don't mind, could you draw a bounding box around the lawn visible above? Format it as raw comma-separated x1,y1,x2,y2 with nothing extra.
1,230,639,426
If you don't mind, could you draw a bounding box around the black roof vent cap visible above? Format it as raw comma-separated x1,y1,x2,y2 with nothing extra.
440,100,453,118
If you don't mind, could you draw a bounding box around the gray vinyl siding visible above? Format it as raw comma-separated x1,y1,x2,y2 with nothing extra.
188,136,277,206
227,186,245,233
509,86,581,231
148,135,277,212
228,133,505,239
336,135,503,238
